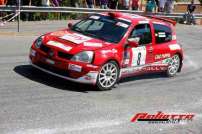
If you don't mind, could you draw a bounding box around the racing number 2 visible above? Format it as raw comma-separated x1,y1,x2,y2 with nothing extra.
132,46,147,66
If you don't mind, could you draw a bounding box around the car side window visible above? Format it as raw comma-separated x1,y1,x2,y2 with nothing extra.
129,24,152,45
153,24,172,44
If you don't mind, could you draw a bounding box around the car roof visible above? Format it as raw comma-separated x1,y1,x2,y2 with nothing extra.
99,12,173,27
100,12,148,22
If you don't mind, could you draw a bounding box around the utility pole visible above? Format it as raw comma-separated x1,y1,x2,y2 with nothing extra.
17,0,21,32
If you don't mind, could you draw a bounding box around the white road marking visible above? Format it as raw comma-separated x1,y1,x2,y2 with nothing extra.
13,120,125,134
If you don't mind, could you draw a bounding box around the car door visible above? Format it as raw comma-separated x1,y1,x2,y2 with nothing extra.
121,23,154,76
152,23,173,64
127,23,153,67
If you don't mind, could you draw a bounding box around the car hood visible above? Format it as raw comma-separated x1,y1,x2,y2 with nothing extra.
43,29,113,54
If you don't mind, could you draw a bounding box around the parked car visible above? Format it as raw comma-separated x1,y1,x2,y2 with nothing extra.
29,12,183,90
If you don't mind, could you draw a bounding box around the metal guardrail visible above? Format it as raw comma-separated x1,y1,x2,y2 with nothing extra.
0,6,202,32
1,6,202,18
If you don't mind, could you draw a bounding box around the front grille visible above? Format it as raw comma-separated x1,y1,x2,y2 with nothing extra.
58,51,73,60
40,44,50,53
35,62,69,77
40,44,73,60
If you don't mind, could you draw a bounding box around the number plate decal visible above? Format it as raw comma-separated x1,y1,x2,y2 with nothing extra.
46,59,55,65
131,46,147,66
68,64,82,72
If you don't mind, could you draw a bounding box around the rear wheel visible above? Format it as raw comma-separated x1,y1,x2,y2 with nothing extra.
96,61,119,91
166,54,181,77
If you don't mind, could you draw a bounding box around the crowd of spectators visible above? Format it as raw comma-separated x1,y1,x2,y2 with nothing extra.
0,0,197,23
0,0,176,13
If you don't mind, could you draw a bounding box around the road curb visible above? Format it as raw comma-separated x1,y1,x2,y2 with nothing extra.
0,32,39,36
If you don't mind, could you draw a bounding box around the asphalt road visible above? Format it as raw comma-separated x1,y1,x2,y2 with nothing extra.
0,21,202,134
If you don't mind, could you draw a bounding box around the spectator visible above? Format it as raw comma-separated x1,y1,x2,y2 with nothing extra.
80,0,86,7
51,0,62,20
117,0,122,9
5,0,16,22
32,0,40,6
52,0,62,7
0,0,7,20
6,0,16,5
22,0,32,21
109,0,118,9
85,0,95,8
22,0,31,6
122,0,130,10
159,0,165,12
164,0,173,13
131,0,139,10
145,0,156,13
100,0,108,9
187,0,196,14
71,0,80,7
41,0,50,20
154,0,159,11
183,0,196,24
0,0,7,5
41,0,50,7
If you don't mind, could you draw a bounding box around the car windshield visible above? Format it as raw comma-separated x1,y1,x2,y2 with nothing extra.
71,15,131,43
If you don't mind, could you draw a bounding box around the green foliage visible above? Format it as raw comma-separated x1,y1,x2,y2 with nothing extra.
31,0,72,6
199,0,202,5
60,0,71,6
28,0,76,21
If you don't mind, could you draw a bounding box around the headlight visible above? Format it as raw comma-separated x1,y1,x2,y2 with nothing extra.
71,51,94,63
35,36,44,48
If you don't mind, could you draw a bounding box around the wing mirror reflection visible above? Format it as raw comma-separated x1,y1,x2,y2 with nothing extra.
127,37,140,47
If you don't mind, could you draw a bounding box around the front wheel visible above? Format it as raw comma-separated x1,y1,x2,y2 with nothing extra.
96,61,119,91
166,54,181,77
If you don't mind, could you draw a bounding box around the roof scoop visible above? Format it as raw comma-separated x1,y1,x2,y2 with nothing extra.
108,12,122,18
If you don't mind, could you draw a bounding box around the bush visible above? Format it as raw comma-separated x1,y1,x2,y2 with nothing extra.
21,0,84,21
199,0,202,5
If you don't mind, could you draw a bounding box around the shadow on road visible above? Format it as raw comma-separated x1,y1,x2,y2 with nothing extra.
13,65,167,92
119,72,167,83
13,65,98,93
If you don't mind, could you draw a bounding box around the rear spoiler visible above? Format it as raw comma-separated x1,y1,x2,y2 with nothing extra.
146,15,177,26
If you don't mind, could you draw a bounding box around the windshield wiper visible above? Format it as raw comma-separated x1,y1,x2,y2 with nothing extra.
72,26,84,33
84,32,114,43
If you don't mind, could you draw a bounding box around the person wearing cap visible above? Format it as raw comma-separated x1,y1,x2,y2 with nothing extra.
132,0,139,10
85,0,95,8
183,0,196,24
0,0,7,5
100,0,109,9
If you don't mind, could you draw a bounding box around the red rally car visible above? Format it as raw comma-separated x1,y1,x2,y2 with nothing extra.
29,12,183,91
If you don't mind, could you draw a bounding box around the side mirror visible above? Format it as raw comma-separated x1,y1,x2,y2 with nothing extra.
127,37,140,47
68,23,73,29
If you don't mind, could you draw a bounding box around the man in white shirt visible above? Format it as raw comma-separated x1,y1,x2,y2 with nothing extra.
123,0,130,10
41,0,50,6
159,0,165,12
41,0,50,20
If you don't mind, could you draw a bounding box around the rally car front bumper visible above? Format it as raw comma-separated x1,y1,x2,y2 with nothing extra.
29,48,99,85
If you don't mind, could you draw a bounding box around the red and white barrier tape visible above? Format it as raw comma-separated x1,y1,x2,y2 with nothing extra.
0,11,20,26
0,13,15,20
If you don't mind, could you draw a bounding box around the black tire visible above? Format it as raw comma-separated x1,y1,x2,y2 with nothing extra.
166,54,181,77
96,61,119,91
